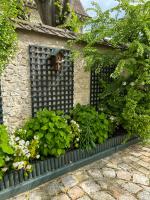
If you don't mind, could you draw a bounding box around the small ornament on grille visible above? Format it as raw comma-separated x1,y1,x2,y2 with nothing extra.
47,49,65,71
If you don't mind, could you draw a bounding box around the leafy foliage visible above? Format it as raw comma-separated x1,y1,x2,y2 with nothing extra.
0,0,25,73
70,104,109,149
22,109,72,157
73,0,150,141
0,125,14,179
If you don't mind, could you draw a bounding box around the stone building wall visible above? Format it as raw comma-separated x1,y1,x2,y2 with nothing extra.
1,29,91,131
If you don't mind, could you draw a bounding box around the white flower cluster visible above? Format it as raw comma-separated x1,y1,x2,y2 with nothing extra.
9,131,40,170
12,161,32,171
71,120,80,130
110,116,116,122
9,134,31,159
130,82,135,86
122,81,127,86
70,120,81,143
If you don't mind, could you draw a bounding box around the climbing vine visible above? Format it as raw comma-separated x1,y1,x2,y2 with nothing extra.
0,0,24,74
73,0,150,141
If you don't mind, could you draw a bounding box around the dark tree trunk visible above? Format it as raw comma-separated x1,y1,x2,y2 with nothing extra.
35,0,72,27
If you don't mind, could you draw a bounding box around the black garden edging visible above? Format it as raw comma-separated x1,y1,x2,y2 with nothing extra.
0,135,139,200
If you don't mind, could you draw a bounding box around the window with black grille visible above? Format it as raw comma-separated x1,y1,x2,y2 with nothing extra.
0,82,3,124
29,45,74,116
90,66,114,110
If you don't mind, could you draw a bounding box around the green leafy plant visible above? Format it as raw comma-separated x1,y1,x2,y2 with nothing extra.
70,104,109,149
22,109,72,157
0,0,25,73
0,125,14,179
72,0,150,142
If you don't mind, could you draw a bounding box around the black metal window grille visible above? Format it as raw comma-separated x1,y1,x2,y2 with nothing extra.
0,81,3,124
29,45,74,116
90,66,114,109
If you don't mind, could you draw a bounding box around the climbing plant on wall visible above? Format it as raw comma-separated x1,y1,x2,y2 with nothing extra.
72,0,150,141
0,0,24,74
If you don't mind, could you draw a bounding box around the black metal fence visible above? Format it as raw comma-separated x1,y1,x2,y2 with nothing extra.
29,45,74,116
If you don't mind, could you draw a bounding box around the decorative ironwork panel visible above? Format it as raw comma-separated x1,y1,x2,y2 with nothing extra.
90,66,114,109
29,45,74,116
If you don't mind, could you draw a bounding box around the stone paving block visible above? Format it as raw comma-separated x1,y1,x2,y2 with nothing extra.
74,170,89,182
137,190,150,200
67,186,84,199
142,147,150,152
133,174,149,186
106,161,118,169
109,185,128,199
91,191,115,200
142,186,150,192
138,161,150,169
141,152,150,157
77,195,91,200
118,163,132,171
131,152,142,157
61,175,78,188
51,193,70,200
87,169,103,179
122,182,142,194
29,190,49,200
117,171,132,181
80,180,100,195
118,194,137,200
138,167,150,175
102,168,116,178
46,181,64,196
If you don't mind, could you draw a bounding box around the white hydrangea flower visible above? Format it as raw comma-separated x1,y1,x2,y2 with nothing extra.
122,81,127,86
13,162,19,168
26,165,32,170
130,82,135,86
18,161,25,169
26,153,31,158
110,116,115,121
36,155,40,159
19,139,25,145
34,135,39,140
2,167,8,172
25,141,30,146
5,156,10,162
15,137,20,142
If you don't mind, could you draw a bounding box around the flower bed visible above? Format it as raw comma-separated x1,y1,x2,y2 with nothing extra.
0,135,138,200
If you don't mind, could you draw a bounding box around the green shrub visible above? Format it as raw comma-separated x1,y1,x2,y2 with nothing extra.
70,104,109,149
22,109,72,157
0,125,14,179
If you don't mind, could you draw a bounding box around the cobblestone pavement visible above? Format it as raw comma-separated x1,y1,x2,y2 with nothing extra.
10,144,150,200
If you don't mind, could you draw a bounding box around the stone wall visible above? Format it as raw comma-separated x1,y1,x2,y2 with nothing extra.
1,30,91,131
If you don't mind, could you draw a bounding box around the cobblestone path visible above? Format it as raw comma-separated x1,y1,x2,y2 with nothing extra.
10,144,150,200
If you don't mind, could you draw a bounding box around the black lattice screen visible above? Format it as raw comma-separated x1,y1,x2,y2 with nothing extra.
0,82,3,124
90,66,114,109
29,45,74,116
